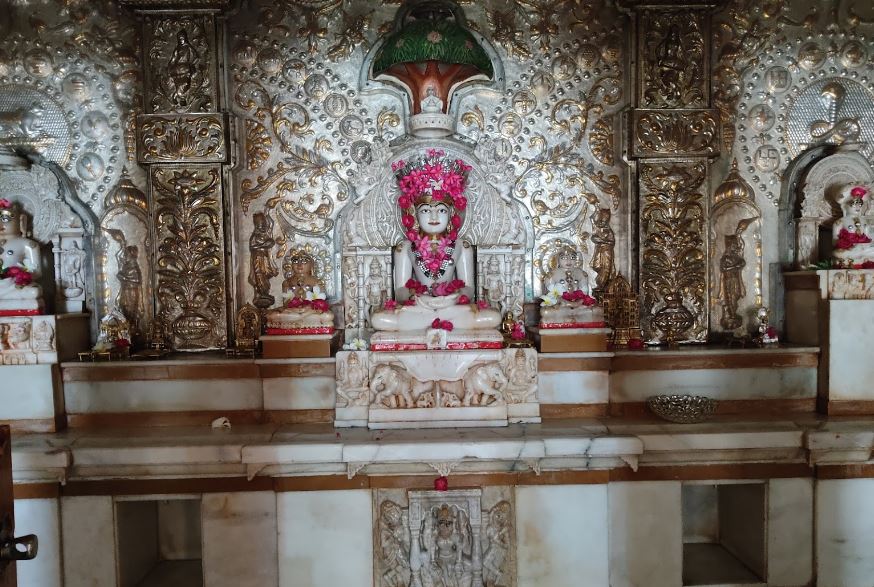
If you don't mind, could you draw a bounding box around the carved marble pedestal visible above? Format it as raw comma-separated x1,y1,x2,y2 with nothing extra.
785,269,874,414
0,313,89,431
335,348,539,429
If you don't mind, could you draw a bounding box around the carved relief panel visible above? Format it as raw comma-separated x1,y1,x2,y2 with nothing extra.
374,487,515,587
144,16,216,114
709,161,762,335
151,166,227,350
639,161,708,343
638,9,708,109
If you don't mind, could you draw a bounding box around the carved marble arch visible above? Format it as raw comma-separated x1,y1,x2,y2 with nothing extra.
709,199,762,334
792,149,874,267
337,137,533,328
357,0,507,119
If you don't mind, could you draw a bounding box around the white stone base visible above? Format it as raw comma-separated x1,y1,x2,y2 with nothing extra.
370,328,503,350
369,405,508,428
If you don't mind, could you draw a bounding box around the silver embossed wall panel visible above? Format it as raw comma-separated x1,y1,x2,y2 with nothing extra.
228,0,629,312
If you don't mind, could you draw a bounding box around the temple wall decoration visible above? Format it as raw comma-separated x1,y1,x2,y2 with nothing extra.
374,487,516,587
0,0,871,347
229,0,628,326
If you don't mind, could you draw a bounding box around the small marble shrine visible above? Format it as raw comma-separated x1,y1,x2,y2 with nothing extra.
1,0,874,586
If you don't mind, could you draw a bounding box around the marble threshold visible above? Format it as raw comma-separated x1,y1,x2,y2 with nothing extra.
10,416,874,486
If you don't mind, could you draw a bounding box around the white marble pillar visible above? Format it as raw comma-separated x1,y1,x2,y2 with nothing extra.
817,478,874,587
202,491,278,587
61,495,117,587
609,481,682,587
13,498,62,587
516,484,609,587
768,478,813,586
277,489,372,587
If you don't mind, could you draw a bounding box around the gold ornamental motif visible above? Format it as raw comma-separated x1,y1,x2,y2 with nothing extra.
138,114,226,163
486,6,531,58
550,75,621,145
245,119,273,171
640,11,707,109
633,110,720,158
152,167,227,350
588,116,614,166
328,9,372,61
712,0,782,152
639,162,707,343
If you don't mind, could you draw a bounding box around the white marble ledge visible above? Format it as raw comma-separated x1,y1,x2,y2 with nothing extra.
807,421,874,464
10,434,71,483
612,344,819,357
242,423,642,478
605,420,808,465
255,357,336,365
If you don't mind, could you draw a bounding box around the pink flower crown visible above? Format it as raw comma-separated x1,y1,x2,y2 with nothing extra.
850,185,869,199
0,198,12,210
392,149,472,214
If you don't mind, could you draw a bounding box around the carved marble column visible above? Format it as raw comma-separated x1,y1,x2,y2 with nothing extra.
122,0,232,350
626,3,720,343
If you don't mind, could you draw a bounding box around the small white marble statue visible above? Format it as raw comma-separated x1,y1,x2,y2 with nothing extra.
369,151,501,337
0,200,43,314
832,184,874,266
265,250,334,332
538,246,604,327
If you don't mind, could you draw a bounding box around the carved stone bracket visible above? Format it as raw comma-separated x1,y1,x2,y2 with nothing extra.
632,109,720,158
137,113,228,164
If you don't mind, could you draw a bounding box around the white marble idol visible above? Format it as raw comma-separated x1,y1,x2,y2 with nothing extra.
369,151,501,345
0,200,43,314
832,184,874,266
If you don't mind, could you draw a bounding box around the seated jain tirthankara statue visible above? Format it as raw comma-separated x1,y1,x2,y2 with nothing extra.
538,246,604,329
0,199,44,315
369,150,502,350
265,250,334,334
832,184,874,267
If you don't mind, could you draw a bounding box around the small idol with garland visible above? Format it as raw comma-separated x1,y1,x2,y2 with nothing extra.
265,250,335,335
262,250,338,358
369,149,503,350
535,246,608,353
0,199,43,316
832,184,874,268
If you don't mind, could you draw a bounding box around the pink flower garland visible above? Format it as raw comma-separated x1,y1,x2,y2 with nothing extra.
430,318,454,331
835,227,872,250
0,265,33,287
561,290,597,306
0,199,11,209
286,298,330,312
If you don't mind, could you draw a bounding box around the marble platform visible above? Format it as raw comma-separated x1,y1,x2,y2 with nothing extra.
11,417,874,587
785,270,874,415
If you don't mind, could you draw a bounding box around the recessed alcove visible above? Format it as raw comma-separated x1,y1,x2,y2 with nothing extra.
682,482,767,586
115,497,204,587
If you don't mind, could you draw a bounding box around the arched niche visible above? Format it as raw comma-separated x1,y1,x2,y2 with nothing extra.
709,199,762,335
335,136,533,329
788,147,874,268
0,155,99,333
98,175,152,346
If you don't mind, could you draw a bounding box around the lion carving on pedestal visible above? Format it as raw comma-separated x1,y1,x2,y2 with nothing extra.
462,363,508,406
